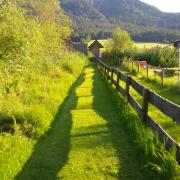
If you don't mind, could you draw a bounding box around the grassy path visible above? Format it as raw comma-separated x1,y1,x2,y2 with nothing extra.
15,65,158,180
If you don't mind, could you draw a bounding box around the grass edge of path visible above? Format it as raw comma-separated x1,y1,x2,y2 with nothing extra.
96,64,180,179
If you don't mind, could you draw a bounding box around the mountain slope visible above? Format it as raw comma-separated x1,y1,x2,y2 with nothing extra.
95,0,180,29
60,0,180,42
60,0,114,41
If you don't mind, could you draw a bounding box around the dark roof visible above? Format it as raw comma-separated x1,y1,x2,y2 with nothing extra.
170,40,180,44
88,40,104,49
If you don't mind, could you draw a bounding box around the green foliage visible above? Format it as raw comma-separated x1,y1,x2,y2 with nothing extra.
0,1,87,178
0,1,87,137
103,28,137,60
136,46,178,67
110,28,134,55
61,0,180,42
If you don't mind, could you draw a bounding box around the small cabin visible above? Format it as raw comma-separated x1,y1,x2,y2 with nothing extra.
88,40,104,58
171,40,180,48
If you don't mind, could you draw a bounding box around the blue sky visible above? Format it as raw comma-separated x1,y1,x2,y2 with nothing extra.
140,0,180,13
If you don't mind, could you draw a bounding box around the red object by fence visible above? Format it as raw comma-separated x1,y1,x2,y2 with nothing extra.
139,61,147,69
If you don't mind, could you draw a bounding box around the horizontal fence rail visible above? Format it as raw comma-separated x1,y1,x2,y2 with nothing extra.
96,58,180,165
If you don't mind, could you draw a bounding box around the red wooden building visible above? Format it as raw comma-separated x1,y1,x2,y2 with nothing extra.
88,40,104,58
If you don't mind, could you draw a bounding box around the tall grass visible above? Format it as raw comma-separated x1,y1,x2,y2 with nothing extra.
0,51,87,179
0,52,87,137
102,73,180,179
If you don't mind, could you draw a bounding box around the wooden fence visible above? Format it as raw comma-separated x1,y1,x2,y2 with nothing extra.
119,59,179,87
96,58,180,164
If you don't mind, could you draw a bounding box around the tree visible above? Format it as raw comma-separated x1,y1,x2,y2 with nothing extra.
110,27,135,57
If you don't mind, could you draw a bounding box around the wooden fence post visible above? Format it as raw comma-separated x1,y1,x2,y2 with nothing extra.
146,65,149,80
161,68,164,87
125,76,131,100
138,62,140,73
176,145,180,165
132,61,134,71
100,62,103,71
111,68,114,84
142,88,150,122
97,60,100,69
116,71,121,90
107,67,110,79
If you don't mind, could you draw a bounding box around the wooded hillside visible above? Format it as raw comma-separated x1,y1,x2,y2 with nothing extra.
60,0,180,42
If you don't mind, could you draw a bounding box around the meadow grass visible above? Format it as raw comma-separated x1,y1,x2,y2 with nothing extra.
0,52,87,179
135,42,168,49
0,62,179,179
112,65,180,143
98,64,180,179
88,39,168,53
14,64,179,179
103,55,180,142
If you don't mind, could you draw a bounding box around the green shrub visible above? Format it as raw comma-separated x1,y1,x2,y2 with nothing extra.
164,69,176,77
136,46,178,68
0,1,87,137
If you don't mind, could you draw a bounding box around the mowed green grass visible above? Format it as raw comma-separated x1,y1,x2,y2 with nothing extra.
135,42,168,49
114,66,180,143
14,65,165,179
88,39,168,51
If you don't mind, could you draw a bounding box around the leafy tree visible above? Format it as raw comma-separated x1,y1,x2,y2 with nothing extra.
110,27,136,57
0,0,72,93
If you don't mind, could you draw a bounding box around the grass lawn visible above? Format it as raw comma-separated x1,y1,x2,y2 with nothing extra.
135,42,168,49
0,53,87,179
88,39,168,52
13,64,170,179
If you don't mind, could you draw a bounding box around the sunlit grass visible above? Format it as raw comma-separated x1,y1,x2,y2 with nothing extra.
135,42,168,49
0,53,87,179
10,65,178,179
116,66,180,143
88,39,168,54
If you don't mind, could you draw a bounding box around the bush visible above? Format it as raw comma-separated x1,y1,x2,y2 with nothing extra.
136,46,178,68
0,1,87,137
108,27,137,59
164,69,176,77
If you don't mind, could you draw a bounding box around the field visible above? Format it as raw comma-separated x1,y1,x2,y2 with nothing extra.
102,56,180,144
120,66,180,143
88,39,169,51
1,1,180,179
135,42,168,49
0,52,87,179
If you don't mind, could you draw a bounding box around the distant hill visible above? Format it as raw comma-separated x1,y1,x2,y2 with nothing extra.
60,0,180,42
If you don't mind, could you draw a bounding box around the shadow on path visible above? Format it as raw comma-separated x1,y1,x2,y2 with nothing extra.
92,66,158,180
15,71,85,180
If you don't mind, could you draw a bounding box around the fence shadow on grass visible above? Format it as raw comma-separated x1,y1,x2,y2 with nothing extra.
15,71,85,180
92,67,159,180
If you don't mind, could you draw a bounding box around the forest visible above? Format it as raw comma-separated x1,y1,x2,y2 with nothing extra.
60,0,180,42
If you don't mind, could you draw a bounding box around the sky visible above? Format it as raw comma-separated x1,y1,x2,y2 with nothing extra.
140,0,180,13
